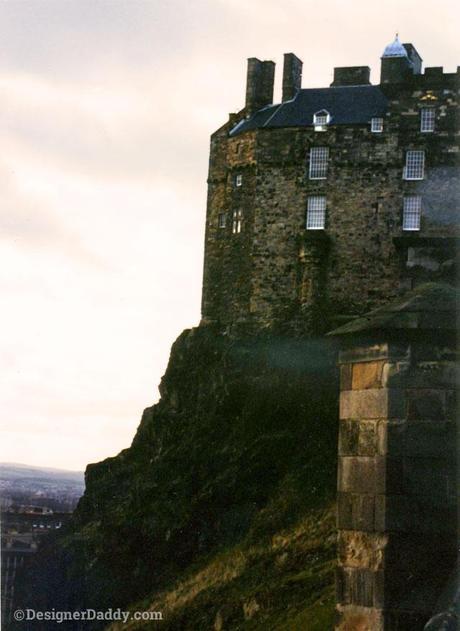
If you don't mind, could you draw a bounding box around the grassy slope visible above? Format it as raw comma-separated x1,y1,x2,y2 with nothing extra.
111,505,336,631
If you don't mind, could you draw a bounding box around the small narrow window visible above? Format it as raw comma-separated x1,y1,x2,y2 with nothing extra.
403,196,421,231
306,196,326,230
313,110,330,131
309,147,329,179
235,174,243,187
218,213,227,228
371,117,383,133
420,108,435,133
403,150,425,180
232,209,242,234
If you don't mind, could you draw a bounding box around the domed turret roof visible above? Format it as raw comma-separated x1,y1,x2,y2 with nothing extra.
382,34,408,58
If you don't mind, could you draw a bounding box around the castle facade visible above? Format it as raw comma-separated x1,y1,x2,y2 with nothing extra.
201,37,459,332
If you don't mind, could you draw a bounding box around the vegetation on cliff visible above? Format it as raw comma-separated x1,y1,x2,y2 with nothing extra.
23,326,339,629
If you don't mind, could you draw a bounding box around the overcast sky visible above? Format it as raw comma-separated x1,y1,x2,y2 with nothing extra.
1,0,458,471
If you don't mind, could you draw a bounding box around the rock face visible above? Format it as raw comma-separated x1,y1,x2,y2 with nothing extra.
21,327,339,628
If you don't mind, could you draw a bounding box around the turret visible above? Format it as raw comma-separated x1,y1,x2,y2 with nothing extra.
380,34,422,84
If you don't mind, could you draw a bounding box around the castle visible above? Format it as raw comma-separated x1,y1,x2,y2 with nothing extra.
201,36,459,333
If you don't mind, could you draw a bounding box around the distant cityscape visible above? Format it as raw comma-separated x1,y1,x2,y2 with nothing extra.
0,463,85,626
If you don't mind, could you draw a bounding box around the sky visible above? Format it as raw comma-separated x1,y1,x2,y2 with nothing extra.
0,0,458,471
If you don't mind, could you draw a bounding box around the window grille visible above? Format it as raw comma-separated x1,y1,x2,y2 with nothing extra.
232,209,242,234
403,196,421,231
306,196,326,230
420,108,435,133
309,147,329,179
313,110,330,131
371,117,383,133
403,150,425,180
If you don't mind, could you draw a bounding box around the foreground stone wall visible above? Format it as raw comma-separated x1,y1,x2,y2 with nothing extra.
335,333,457,629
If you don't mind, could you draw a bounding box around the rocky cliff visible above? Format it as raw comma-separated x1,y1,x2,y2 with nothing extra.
21,326,339,629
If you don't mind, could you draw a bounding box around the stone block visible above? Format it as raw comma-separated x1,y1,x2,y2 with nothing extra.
358,421,378,456
403,458,452,499
374,495,417,532
341,390,385,420
338,531,388,571
338,457,379,494
335,605,384,631
383,361,458,389
340,388,407,420
352,361,385,390
406,390,446,420
404,421,456,457
340,363,353,390
384,458,405,494
377,420,405,457
336,567,384,608
338,420,360,455
337,492,375,531
338,456,403,495
374,495,456,533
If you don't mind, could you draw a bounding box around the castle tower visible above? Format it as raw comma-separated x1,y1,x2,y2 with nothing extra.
201,40,459,333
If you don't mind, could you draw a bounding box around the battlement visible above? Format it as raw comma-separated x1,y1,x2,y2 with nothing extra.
201,38,459,333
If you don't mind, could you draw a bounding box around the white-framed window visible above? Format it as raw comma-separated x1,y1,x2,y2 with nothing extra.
371,117,384,133
218,213,227,228
306,196,326,230
313,110,330,131
403,150,425,180
235,174,243,187
420,108,435,133
403,196,421,231
232,209,242,234
309,147,329,179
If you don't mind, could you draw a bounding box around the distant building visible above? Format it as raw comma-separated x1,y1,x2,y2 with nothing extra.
1,510,70,625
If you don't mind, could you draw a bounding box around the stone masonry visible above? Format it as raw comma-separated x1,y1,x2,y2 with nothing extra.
201,39,459,333
331,284,458,630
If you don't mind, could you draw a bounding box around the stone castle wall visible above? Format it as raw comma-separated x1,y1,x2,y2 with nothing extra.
201,67,459,332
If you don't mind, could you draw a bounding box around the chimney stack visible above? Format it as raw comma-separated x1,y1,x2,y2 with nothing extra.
282,53,303,101
245,58,275,115
331,66,371,86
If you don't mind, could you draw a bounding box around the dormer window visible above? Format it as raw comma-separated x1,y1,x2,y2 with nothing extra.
313,110,330,132
371,117,384,133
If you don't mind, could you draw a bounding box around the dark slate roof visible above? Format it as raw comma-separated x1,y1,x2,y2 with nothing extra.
327,283,458,336
230,85,388,136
